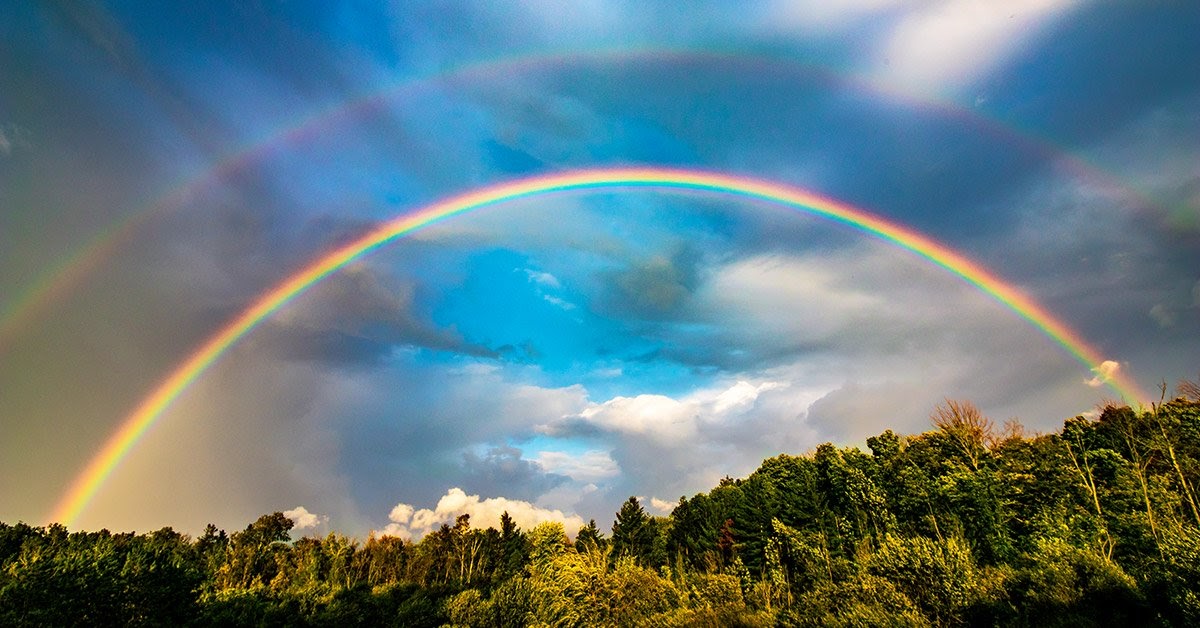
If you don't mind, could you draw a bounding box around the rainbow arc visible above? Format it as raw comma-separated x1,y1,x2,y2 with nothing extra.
48,167,1149,527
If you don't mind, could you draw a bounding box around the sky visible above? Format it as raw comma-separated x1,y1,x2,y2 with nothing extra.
1,0,1198,540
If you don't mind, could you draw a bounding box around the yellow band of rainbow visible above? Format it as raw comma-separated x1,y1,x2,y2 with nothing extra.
48,167,1148,526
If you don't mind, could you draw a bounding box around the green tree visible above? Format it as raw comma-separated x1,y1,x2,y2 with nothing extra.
611,497,656,565
575,519,607,554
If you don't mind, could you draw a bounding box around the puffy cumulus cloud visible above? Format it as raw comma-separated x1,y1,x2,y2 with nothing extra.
714,380,785,414
563,378,788,444
388,503,414,525
560,378,798,445
577,393,698,442
1087,360,1122,388
875,0,1080,92
648,497,676,515
379,488,585,541
532,450,620,484
517,374,830,518
283,506,328,531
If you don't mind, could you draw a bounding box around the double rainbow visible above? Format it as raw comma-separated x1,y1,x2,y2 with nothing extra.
48,167,1148,526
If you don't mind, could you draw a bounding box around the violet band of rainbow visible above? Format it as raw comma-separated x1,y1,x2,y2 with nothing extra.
48,167,1150,526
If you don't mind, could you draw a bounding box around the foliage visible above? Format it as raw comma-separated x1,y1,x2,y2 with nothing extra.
5,398,1200,625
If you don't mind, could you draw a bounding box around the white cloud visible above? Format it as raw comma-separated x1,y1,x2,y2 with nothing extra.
379,487,585,540
533,449,620,483
569,378,787,443
283,506,327,531
1086,360,1121,388
543,294,577,310
524,269,561,289
875,0,1079,92
713,380,784,414
649,497,676,514
579,393,698,441
388,503,414,525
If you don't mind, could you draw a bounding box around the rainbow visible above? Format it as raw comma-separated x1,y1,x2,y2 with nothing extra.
48,167,1149,526
1,48,1168,355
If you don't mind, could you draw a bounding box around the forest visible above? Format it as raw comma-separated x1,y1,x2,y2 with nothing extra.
3,388,1200,627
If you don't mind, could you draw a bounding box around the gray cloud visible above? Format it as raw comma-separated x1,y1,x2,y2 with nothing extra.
459,445,570,502
255,263,497,365
601,245,704,319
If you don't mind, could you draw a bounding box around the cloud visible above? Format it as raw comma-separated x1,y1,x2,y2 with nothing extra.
0,124,27,157
713,380,785,414
657,247,991,371
1150,304,1177,328
806,380,944,443
577,393,698,441
603,247,703,319
260,263,495,363
755,0,904,32
1087,360,1122,388
524,269,562,289
519,267,578,311
558,378,787,444
875,0,1079,92
648,497,675,515
532,449,620,483
542,294,577,310
379,488,585,540
388,503,414,525
283,506,328,531
460,445,570,501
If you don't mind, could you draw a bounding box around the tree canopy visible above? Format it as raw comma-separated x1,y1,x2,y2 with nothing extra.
4,396,1200,625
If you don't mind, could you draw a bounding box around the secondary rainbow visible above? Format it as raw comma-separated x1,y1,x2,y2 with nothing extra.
48,167,1150,526
3,48,1169,356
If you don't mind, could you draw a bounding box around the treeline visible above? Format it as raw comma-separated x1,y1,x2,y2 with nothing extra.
3,393,1200,626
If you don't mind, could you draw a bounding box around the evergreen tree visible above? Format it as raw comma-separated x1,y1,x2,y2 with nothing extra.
611,496,656,565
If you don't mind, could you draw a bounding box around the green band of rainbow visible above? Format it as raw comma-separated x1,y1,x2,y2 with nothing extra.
48,167,1149,526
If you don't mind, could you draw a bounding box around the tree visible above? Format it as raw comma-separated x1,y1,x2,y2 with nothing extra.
215,512,294,590
611,497,656,565
575,519,607,554
931,399,993,472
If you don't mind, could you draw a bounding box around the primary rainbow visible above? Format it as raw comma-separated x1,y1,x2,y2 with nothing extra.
48,167,1149,526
